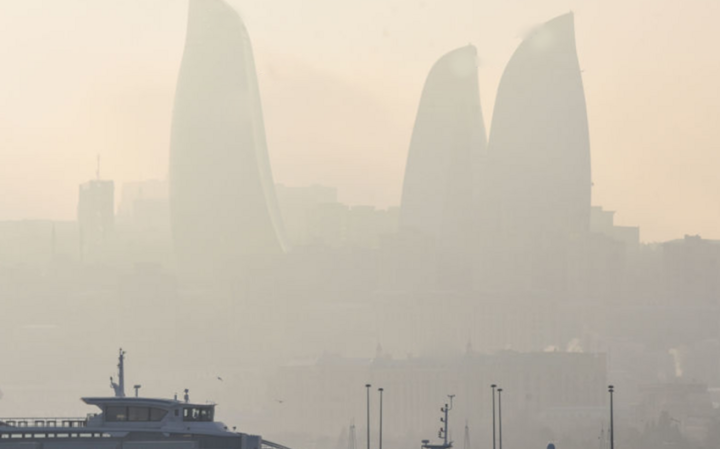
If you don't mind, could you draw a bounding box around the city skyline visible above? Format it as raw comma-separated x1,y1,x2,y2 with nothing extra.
0,0,719,242
2,2,720,448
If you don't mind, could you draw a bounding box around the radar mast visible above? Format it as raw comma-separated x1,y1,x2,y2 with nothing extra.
110,348,126,398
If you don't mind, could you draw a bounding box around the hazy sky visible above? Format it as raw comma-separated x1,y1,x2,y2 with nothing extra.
0,0,718,242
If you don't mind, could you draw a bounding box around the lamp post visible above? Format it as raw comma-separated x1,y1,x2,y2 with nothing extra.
378,388,384,449
608,385,615,449
366,384,372,449
497,388,503,449
491,384,497,449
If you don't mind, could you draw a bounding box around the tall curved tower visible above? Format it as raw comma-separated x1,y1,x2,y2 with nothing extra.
488,13,590,238
400,45,487,245
169,0,286,269
399,45,487,288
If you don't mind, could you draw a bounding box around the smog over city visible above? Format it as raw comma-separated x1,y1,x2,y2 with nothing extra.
1,1,719,449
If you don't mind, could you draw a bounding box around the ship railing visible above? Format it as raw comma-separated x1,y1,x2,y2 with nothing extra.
262,439,295,449
0,417,88,428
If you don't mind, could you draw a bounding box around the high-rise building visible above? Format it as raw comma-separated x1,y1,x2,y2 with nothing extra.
78,179,114,250
482,13,591,295
488,12,591,238
169,0,286,270
399,45,487,288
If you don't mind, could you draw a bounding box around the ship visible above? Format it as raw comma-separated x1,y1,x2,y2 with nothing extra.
0,349,292,449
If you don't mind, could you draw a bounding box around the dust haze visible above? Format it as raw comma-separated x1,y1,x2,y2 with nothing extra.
1,1,720,449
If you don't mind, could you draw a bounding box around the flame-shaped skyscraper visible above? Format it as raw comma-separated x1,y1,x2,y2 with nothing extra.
400,45,487,288
484,13,591,293
169,0,286,270
489,12,591,238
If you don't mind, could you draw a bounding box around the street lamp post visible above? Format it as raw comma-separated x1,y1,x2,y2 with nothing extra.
379,388,384,449
608,385,615,449
497,388,503,449
366,384,372,449
491,384,497,449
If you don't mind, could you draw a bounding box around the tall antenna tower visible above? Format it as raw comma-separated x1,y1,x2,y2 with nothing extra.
348,421,357,449
599,422,607,449
463,421,470,449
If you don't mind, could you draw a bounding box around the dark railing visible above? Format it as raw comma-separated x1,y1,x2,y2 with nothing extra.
263,439,295,449
0,418,88,428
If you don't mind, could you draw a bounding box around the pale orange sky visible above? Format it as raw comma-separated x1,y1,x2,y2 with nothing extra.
0,0,718,242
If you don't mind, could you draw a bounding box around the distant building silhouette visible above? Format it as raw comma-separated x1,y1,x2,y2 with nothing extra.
78,179,114,256
662,235,720,306
481,13,591,295
118,179,170,233
400,45,487,288
590,206,640,250
169,0,286,271
275,184,338,246
489,13,590,237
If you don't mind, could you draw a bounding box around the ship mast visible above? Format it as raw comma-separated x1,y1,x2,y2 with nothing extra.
422,395,455,449
110,348,127,397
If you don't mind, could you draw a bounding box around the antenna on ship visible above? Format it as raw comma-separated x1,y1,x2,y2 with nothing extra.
110,348,127,398
422,394,455,449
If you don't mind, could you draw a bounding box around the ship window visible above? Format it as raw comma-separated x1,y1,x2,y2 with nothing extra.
106,406,128,422
128,407,150,422
183,407,214,422
198,408,214,422
150,408,168,422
